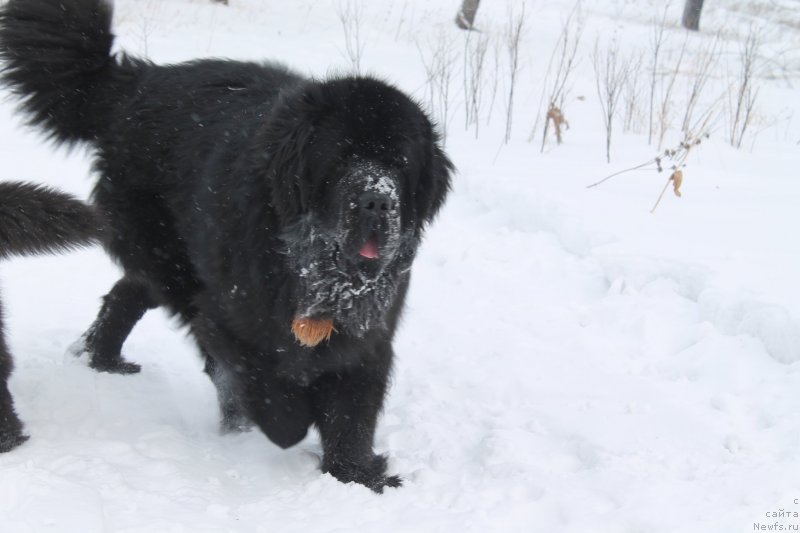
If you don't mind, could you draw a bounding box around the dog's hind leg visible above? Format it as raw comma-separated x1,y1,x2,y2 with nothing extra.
192,313,311,446
0,296,28,452
74,277,157,374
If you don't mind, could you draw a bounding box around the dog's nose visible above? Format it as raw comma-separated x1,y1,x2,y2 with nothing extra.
359,191,394,215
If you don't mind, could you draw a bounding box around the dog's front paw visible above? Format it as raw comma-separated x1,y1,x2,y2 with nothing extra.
323,453,403,493
0,423,28,453
88,357,141,375
70,335,141,375
219,411,253,434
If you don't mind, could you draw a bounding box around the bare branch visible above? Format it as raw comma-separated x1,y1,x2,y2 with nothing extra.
681,33,721,134
463,31,491,138
728,26,761,149
593,38,634,163
504,3,526,144
657,31,688,149
532,1,583,150
647,4,670,145
336,0,366,73
417,31,457,146
622,52,644,134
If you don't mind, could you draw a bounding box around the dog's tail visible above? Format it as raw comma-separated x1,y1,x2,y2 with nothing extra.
0,0,139,144
0,182,102,260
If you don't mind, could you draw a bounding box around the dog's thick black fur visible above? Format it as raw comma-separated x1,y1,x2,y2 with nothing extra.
0,182,102,452
0,0,452,491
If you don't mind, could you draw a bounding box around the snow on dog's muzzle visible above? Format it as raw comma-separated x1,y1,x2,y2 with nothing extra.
346,160,401,264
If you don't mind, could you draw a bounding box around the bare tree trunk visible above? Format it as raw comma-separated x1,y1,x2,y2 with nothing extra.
456,0,481,30
682,0,704,31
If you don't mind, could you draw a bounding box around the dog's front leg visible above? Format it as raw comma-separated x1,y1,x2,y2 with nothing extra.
0,303,28,452
309,343,401,493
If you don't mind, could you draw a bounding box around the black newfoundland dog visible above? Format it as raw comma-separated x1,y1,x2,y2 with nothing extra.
0,0,452,491
0,182,103,452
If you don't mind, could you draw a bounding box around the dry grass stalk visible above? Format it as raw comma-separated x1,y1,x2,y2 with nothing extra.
648,4,669,145
503,2,527,144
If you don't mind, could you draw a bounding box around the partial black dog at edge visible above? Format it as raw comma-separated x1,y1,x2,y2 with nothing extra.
0,182,102,452
0,0,453,491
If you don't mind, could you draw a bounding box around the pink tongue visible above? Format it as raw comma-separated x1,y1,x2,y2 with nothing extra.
359,238,379,259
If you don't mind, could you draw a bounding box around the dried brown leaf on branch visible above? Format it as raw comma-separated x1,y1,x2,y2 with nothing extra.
586,133,709,213
546,103,569,144
671,169,683,197
651,169,686,213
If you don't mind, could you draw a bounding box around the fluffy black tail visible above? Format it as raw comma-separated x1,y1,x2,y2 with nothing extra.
0,0,136,143
0,182,103,260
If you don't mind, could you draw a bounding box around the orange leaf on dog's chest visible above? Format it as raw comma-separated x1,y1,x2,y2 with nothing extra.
291,317,335,347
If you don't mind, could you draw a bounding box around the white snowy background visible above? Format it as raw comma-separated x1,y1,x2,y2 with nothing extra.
1,0,800,531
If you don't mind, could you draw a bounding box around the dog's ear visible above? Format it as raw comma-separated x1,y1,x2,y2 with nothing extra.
416,131,454,227
261,84,323,223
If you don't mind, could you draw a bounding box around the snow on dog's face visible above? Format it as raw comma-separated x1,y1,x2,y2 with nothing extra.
333,157,403,272
264,76,453,338
281,157,417,337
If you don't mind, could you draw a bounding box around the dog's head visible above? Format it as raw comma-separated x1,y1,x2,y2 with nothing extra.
263,76,453,338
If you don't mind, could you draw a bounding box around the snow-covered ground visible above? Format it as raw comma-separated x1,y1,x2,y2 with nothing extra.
1,0,800,531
